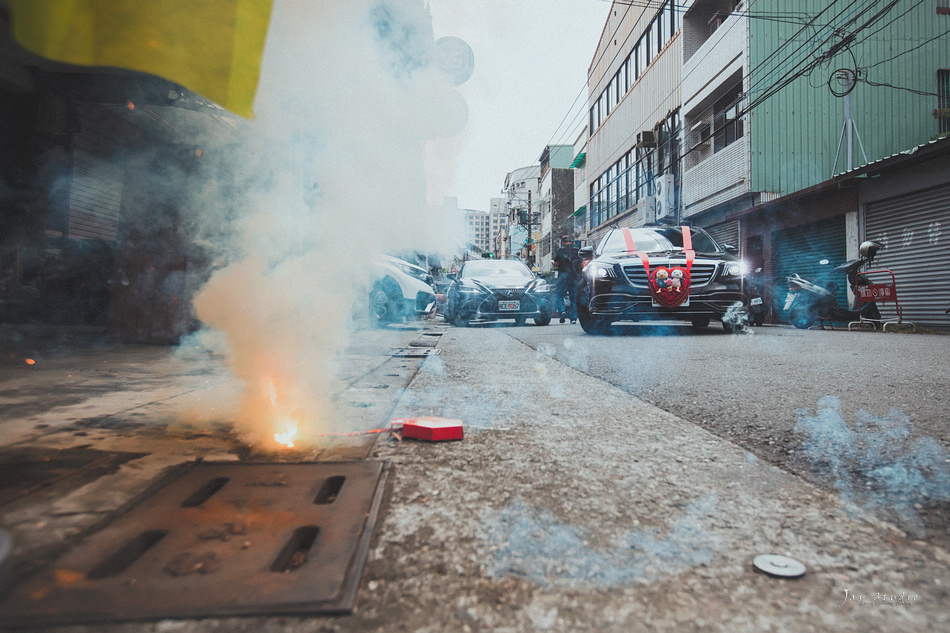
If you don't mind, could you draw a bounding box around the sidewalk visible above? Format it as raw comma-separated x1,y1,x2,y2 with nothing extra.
0,324,948,631
364,326,949,632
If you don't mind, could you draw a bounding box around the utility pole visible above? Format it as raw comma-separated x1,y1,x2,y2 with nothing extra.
527,189,533,267
832,69,868,176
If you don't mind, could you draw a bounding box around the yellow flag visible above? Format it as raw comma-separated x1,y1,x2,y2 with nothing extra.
7,0,274,118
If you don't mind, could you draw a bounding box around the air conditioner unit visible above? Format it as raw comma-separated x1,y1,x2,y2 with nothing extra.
654,174,675,221
637,196,656,225
636,130,656,148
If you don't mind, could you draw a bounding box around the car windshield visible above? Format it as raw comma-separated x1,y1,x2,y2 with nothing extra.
598,227,722,255
461,260,533,279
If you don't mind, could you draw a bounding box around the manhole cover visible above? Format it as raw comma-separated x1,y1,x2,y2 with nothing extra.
753,554,806,578
0,461,390,626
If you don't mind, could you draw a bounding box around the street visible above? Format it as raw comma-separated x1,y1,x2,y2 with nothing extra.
0,320,949,631
503,320,950,549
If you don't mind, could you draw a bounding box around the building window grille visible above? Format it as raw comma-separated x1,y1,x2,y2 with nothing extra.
713,84,744,152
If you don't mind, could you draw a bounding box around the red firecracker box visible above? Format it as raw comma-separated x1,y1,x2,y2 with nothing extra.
393,417,463,441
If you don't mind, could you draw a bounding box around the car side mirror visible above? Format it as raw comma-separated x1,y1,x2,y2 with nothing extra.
578,246,594,259
721,243,738,254
447,273,457,281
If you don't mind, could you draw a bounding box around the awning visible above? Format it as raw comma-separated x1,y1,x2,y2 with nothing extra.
569,152,586,169
571,204,587,217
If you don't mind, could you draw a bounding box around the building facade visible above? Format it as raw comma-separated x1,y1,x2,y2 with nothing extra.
536,144,575,269
583,0,950,326
488,197,508,258
570,126,590,244
463,208,490,256
586,0,683,245
503,165,541,266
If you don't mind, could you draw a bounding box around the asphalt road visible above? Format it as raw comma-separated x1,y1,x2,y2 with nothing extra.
501,319,950,547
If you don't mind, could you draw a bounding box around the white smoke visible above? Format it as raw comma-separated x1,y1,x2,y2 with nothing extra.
795,396,950,536
188,0,464,447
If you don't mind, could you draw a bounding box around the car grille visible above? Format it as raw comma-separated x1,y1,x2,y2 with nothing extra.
491,288,524,300
621,260,719,287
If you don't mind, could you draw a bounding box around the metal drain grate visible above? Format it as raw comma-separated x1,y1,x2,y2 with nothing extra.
0,461,390,626
0,447,146,507
391,347,441,358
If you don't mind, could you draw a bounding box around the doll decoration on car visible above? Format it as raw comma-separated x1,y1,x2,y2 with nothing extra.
649,265,691,308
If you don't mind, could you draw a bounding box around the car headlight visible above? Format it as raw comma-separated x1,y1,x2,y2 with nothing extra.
721,263,744,278
528,280,549,293
459,285,481,294
591,265,616,279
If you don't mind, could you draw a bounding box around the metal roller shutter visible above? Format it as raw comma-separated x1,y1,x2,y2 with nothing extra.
772,216,847,320
865,184,950,328
704,220,739,249
68,145,123,242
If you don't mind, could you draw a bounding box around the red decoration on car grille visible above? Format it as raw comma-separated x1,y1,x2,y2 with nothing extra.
623,226,695,308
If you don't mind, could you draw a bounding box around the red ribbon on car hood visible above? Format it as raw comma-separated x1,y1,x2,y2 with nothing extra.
622,226,695,308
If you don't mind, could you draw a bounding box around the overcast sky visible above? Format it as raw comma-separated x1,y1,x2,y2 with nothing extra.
427,0,611,211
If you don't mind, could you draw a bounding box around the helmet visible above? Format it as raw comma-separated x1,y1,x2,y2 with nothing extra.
859,240,882,260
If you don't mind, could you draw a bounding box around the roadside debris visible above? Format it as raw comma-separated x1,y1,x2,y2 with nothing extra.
391,417,463,442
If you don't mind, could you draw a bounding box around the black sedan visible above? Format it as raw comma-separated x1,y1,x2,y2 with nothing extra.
444,259,554,326
576,225,748,334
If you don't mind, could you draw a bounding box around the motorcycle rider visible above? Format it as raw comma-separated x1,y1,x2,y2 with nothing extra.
554,235,580,324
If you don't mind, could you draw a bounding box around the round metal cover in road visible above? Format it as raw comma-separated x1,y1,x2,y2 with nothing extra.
753,554,807,578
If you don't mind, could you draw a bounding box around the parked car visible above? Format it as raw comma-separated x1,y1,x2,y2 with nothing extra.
576,225,748,334
444,259,553,326
368,255,437,327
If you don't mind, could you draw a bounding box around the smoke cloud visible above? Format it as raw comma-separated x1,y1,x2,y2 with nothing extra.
186,0,465,447
794,396,950,536
484,495,721,588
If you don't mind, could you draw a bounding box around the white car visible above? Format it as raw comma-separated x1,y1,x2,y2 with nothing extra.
368,256,437,326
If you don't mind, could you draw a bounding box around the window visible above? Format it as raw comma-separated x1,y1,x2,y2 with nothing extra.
644,22,654,67
633,42,642,80
619,153,631,213
657,110,680,173
713,84,744,152
939,69,950,135
636,147,653,200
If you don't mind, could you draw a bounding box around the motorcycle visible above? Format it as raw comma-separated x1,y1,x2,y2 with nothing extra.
747,267,768,326
783,240,883,330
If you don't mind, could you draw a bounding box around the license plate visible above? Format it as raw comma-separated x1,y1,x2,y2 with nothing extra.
498,300,520,311
750,297,763,306
652,298,689,307
783,294,795,311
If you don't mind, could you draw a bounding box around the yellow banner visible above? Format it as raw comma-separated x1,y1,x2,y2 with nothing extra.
7,0,274,118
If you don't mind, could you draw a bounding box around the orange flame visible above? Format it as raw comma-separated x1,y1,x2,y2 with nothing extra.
267,381,299,449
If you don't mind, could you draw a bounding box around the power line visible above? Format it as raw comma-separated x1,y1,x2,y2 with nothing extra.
525,0,933,242
580,0,922,226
